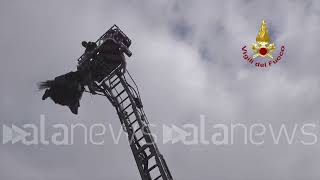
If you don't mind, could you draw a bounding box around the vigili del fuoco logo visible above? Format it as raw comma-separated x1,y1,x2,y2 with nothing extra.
242,20,285,68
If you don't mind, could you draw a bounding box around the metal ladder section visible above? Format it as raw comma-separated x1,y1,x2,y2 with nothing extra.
95,67,173,180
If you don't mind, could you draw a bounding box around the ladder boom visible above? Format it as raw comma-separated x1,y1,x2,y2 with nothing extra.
77,25,173,180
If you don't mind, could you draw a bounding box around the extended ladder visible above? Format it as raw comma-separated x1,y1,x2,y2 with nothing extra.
77,24,173,180
92,64,173,180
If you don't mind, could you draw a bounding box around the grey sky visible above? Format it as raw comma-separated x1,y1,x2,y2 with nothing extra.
1,0,320,179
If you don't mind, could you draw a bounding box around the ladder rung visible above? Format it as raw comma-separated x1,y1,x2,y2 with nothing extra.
143,154,154,162
119,96,129,105
129,118,137,126
136,144,148,155
116,89,126,98
122,104,132,112
140,154,155,167
110,80,121,89
119,96,129,104
148,164,158,173
125,111,134,119
110,76,119,84
134,126,142,133
154,175,162,180
137,136,145,142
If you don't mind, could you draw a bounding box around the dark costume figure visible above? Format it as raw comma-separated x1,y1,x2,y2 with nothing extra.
39,71,85,114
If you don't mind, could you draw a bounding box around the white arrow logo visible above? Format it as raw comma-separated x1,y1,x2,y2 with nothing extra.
2,125,30,144
163,125,190,144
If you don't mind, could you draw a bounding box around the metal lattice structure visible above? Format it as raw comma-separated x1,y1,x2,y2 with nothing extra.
77,25,173,180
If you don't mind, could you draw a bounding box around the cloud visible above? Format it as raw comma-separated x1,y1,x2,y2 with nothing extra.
0,0,320,179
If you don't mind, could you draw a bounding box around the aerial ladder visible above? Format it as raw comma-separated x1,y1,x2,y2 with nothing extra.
77,25,173,180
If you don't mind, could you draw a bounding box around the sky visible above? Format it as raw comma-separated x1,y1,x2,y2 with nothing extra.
1,0,320,180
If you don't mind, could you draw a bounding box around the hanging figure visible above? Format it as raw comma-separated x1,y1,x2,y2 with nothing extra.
39,71,86,114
